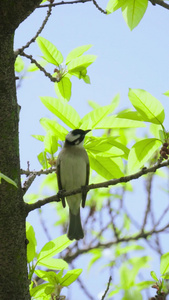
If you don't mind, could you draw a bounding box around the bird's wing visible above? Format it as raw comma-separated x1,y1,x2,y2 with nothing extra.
82,162,90,208
57,159,66,208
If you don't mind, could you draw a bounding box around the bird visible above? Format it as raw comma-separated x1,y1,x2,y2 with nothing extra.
56,129,90,240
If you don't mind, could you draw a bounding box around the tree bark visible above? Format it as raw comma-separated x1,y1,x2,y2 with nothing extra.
0,1,41,299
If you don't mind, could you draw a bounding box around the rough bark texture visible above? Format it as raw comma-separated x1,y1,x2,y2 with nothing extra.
0,1,41,299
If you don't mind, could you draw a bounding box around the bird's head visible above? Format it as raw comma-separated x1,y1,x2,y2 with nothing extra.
65,129,91,147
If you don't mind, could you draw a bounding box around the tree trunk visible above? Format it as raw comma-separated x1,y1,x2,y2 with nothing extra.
0,30,30,299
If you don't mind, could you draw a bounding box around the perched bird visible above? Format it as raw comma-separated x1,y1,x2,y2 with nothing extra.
56,129,90,240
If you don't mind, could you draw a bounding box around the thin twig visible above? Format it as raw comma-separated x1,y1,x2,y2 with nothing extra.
149,0,169,10
101,276,112,300
92,0,107,14
16,2,53,54
39,0,91,8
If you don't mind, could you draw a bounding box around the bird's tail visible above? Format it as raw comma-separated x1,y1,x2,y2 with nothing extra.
68,209,84,240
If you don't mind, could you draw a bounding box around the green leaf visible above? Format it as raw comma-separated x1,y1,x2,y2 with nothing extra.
135,280,154,291
122,0,148,30
37,151,49,169
37,235,72,264
67,55,97,73
106,0,126,14
160,252,169,275
81,100,119,129
89,153,124,179
96,116,146,129
40,97,81,128
115,244,144,256
128,89,165,125
32,134,45,142
85,137,124,157
54,77,72,101
116,110,144,121
36,36,63,66
150,271,158,281
15,55,24,72
40,118,68,141
163,90,169,97
26,222,37,263
44,131,58,154
128,138,162,173
37,257,68,270
60,269,82,287
35,270,59,284
66,45,93,64
30,283,49,297
0,172,17,188
88,249,102,271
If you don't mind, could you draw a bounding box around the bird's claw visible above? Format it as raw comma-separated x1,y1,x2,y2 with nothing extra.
57,189,66,208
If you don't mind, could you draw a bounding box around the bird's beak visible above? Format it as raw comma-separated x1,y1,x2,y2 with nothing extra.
84,129,91,135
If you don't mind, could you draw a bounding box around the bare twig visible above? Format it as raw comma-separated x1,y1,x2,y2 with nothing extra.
149,0,169,10
92,0,107,14
16,2,53,54
18,51,57,82
39,0,91,8
25,159,169,214
22,173,36,194
101,276,112,300
21,167,57,176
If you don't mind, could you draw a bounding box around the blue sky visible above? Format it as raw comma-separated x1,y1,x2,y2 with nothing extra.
15,2,169,299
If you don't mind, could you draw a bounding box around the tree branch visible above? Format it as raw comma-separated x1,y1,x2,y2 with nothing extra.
149,0,169,10
25,159,169,214
101,276,112,300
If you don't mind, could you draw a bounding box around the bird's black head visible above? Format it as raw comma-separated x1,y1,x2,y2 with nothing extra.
65,129,91,146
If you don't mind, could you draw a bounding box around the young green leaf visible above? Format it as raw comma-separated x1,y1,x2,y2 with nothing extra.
66,45,93,64
40,118,68,141
37,235,72,263
37,151,49,169
85,137,124,157
40,97,81,128
89,153,124,179
106,0,126,14
67,55,97,73
150,271,158,281
128,138,162,173
37,257,68,270
163,90,169,97
60,269,82,287
122,0,148,30
81,101,118,129
128,89,165,125
160,252,169,275
54,77,72,101
0,172,17,188
15,55,24,72
30,283,49,298
26,222,37,263
96,116,146,129
32,134,45,142
44,131,58,154
36,36,63,66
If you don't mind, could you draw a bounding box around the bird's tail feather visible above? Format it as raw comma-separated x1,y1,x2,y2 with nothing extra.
68,209,84,240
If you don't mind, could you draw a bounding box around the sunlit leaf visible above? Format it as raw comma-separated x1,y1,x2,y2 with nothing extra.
15,55,24,72
85,136,124,157
40,118,68,141
54,76,72,101
89,153,124,179
0,172,17,188
40,96,81,128
67,55,97,73
36,36,63,66
122,0,148,30
26,222,37,263
66,45,93,64
32,134,45,142
81,99,119,129
37,257,68,270
106,0,126,13
60,269,82,286
44,131,58,154
150,271,158,281
128,89,165,124
30,283,49,297
128,138,162,173
96,116,146,129
163,90,169,97
37,151,49,169
160,252,169,275
37,235,72,263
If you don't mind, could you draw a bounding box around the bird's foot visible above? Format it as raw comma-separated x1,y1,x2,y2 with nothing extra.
81,185,88,208
57,189,66,208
